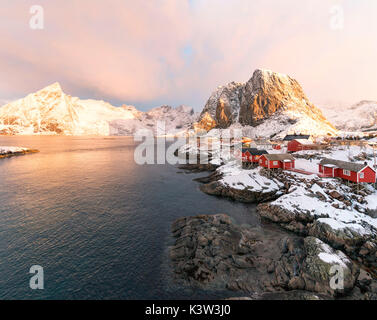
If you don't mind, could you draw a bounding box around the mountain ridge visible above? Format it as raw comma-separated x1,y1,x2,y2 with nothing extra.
319,100,377,132
194,69,338,138
0,83,198,136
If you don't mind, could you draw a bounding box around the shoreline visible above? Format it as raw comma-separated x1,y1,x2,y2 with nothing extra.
172,147,377,300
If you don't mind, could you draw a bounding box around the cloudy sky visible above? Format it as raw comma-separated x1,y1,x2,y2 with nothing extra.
0,0,376,111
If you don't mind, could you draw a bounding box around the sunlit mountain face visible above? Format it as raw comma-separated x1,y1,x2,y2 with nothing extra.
0,83,198,136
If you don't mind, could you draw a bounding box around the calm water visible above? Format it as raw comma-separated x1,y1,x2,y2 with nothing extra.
0,136,274,300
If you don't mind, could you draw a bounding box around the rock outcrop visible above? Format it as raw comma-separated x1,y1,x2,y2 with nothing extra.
199,181,281,203
170,214,367,299
257,202,377,270
195,82,244,131
194,69,337,137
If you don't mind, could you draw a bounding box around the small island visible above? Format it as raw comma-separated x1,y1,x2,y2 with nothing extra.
0,146,39,159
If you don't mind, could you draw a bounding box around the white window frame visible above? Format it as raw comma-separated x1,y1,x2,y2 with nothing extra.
359,172,364,179
343,169,351,176
273,161,278,166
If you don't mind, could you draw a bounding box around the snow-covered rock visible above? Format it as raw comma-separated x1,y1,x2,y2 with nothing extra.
0,83,198,136
195,82,244,130
195,69,338,138
0,146,38,158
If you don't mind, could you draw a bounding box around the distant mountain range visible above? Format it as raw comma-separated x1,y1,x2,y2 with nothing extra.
0,70,373,137
319,100,377,132
0,83,198,136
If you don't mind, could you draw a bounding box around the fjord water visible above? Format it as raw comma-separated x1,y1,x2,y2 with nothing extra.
0,136,265,299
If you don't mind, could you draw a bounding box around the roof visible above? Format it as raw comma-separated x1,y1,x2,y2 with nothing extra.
319,158,373,172
292,139,316,145
283,134,310,141
262,153,295,161
242,148,268,156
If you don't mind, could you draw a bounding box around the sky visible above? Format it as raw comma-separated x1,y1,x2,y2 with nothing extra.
0,0,376,111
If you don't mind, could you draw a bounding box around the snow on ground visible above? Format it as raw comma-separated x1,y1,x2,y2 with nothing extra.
295,158,318,173
271,175,377,236
180,136,377,238
0,146,29,154
218,161,283,192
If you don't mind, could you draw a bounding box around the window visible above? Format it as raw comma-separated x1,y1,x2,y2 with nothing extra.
343,169,351,176
273,161,278,166
360,172,364,179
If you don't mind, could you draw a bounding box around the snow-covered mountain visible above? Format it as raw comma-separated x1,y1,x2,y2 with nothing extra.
0,83,198,136
320,100,377,132
194,69,338,138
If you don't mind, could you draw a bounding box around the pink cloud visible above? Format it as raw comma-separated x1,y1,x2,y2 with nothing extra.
0,0,376,109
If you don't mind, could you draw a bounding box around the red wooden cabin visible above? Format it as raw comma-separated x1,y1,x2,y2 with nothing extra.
319,158,376,183
242,148,268,163
259,154,295,170
287,139,318,152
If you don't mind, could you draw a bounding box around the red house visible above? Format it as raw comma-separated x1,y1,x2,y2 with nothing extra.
242,148,268,163
287,139,318,152
319,158,376,183
259,154,295,170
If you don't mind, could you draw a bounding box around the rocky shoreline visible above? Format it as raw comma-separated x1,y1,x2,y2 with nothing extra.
170,214,375,299
171,151,377,299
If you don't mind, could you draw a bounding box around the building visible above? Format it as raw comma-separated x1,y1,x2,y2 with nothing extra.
259,153,295,170
287,139,319,152
283,134,310,141
319,158,376,183
242,148,268,163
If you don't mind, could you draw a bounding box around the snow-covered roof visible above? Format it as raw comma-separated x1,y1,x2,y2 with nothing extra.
294,139,315,145
320,158,373,173
263,153,295,161
322,164,337,168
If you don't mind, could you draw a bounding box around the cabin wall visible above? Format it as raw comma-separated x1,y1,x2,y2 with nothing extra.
242,151,252,163
323,166,335,176
287,140,300,152
268,160,282,169
359,167,376,183
337,169,358,182
259,156,269,168
283,161,295,169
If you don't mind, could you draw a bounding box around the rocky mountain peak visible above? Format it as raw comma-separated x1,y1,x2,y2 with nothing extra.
194,68,336,137
239,68,312,126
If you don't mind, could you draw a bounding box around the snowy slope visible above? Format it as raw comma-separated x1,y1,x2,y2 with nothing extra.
0,83,197,136
320,101,377,132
